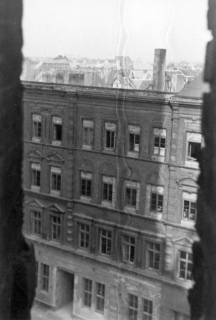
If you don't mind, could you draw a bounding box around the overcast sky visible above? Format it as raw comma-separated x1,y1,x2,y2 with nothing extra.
23,0,210,63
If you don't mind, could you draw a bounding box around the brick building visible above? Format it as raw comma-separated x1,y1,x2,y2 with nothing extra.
23,80,201,320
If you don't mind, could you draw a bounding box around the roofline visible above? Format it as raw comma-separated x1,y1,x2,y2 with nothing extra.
22,80,202,106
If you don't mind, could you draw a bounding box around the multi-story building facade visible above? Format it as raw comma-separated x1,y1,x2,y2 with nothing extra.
23,81,201,320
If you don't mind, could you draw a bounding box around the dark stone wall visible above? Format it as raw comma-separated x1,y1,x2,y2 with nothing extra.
0,1,36,319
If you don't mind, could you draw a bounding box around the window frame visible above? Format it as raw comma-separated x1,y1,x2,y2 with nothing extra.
99,228,113,256
50,166,62,196
150,185,164,214
128,125,141,157
104,122,117,151
80,171,92,200
31,162,41,191
82,119,94,150
40,263,50,292
78,222,90,249
101,175,116,208
83,278,93,308
121,234,136,264
52,116,63,146
95,282,105,314
49,212,62,242
152,128,166,160
182,192,197,224
124,180,140,213
31,209,42,236
32,113,42,142
146,241,161,271
128,293,138,320
178,250,193,281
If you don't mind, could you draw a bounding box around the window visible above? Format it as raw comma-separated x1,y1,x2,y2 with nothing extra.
32,114,42,142
104,122,116,150
50,167,61,195
31,163,41,190
79,223,90,249
99,229,112,255
83,278,92,307
142,298,153,320
52,116,62,145
125,181,140,211
150,186,164,213
31,210,42,235
128,125,140,154
178,250,192,280
80,171,92,198
102,176,116,206
186,133,202,167
153,128,166,157
122,235,136,263
95,282,105,313
182,192,197,222
147,242,161,270
82,119,94,149
40,263,49,292
50,213,61,241
128,294,138,320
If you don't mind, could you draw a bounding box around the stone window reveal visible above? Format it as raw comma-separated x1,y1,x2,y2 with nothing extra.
122,235,136,264
82,119,94,149
52,116,62,146
147,241,161,270
32,114,42,142
31,163,41,191
80,171,92,199
104,122,116,150
178,250,192,281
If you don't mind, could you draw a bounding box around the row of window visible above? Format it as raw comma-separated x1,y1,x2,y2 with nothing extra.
31,215,192,281
36,264,155,319
30,164,197,222
32,114,202,164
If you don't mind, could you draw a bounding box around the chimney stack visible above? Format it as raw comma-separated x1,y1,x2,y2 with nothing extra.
152,48,166,91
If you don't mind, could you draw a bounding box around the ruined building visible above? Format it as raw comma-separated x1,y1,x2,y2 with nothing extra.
22,74,202,319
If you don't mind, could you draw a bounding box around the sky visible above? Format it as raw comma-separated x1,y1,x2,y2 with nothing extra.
23,0,210,63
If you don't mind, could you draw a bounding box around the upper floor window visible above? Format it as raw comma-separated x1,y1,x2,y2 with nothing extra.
31,163,41,191
82,119,94,150
182,192,197,223
125,181,140,212
50,167,61,195
178,250,192,280
52,116,62,146
95,282,105,313
150,186,164,214
99,228,112,256
79,223,90,249
104,122,116,151
128,125,140,156
147,241,161,270
122,235,136,264
83,278,92,308
142,298,153,320
186,132,202,168
50,213,61,241
153,128,166,159
32,114,42,142
80,171,92,199
31,210,42,236
102,176,116,207
40,263,50,292
128,294,138,320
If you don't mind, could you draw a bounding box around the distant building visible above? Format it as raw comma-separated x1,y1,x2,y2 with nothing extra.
23,78,202,320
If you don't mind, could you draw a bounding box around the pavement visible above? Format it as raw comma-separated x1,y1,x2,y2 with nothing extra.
31,302,83,320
